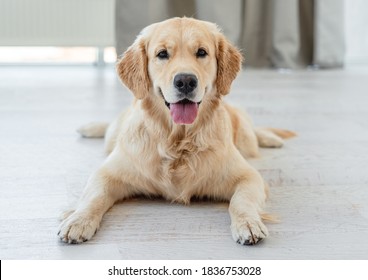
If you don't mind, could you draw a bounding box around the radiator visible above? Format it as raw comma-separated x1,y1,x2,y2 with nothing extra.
0,0,115,47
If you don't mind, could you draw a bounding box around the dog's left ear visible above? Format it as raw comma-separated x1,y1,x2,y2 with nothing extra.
216,35,243,95
116,37,150,99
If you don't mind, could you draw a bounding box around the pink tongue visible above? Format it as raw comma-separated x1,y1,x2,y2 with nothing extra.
170,102,198,124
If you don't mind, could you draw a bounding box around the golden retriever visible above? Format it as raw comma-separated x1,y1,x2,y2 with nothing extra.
58,17,295,245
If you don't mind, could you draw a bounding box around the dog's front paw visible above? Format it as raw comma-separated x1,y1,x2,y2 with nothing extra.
231,218,268,245
58,212,100,244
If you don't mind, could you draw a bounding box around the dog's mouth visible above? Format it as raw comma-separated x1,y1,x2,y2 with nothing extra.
168,99,201,125
160,89,201,125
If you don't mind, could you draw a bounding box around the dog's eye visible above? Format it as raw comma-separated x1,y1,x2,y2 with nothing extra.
157,50,169,59
196,48,208,58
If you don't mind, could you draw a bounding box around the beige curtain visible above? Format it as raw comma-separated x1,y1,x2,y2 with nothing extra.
116,0,345,69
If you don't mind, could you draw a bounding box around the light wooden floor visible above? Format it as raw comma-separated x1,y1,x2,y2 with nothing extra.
1,66,367,260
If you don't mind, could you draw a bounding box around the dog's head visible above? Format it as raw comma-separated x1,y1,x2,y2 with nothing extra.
117,17,242,125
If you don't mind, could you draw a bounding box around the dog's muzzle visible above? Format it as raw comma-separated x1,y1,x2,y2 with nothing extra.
159,73,202,125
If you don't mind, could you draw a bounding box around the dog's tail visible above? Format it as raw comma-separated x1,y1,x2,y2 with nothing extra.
263,127,297,139
77,122,109,138
255,127,296,148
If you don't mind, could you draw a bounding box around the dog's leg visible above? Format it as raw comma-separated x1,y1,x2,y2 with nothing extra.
234,121,260,158
77,122,109,138
58,163,132,244
229,171,269,245
255,127,296,148
255,128,284,148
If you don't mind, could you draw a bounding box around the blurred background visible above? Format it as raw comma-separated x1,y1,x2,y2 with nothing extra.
0,0,367,68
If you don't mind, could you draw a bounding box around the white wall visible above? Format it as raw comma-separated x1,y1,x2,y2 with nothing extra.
345,0,368,64
0,0,114,47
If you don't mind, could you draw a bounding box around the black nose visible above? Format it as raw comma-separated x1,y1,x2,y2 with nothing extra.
174,73,198,94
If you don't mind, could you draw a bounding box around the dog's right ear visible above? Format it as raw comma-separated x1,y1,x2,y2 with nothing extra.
116,37,150,99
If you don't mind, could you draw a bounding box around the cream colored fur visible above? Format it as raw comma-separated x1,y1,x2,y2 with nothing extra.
59,17,295,245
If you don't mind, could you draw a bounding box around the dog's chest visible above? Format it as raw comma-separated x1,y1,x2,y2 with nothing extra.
153,138,221,199
124,120,229,201
157,141,199,179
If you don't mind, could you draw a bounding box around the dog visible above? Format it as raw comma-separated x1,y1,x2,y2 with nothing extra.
58,17,295,245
